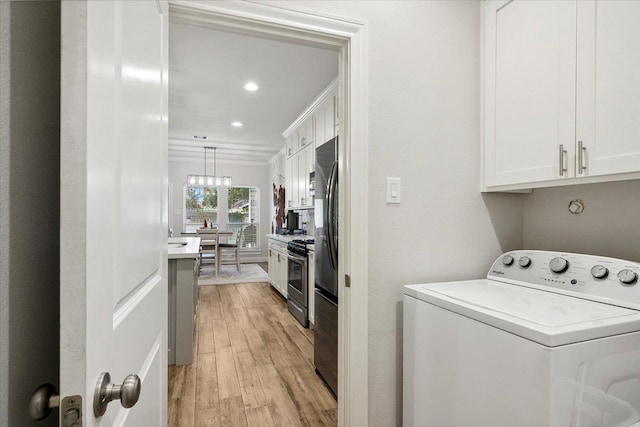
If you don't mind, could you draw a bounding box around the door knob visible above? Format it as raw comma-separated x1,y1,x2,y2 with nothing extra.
93,372,141,417
29,383,60,420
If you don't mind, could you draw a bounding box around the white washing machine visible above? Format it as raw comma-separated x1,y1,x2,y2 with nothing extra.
403,250,640,427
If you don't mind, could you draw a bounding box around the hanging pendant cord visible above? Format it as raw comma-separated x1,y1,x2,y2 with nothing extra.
204,147,207,176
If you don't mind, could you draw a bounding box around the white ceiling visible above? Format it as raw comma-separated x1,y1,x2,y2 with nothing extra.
168,21,339,164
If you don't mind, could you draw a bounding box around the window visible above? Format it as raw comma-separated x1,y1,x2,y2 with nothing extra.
227,186,260,249
184,186,218,233
183,185,260,250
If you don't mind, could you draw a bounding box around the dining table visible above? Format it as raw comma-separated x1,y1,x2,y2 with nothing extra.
183,230,234,276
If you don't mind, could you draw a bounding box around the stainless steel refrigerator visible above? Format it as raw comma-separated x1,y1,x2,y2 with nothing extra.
314,136,338,397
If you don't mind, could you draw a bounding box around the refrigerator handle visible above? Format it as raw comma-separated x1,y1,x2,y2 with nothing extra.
327,162,338,269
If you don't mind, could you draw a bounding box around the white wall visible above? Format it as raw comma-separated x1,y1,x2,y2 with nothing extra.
0,2,60,426
523,180,640,262
168,159,272,260
261,2,524,425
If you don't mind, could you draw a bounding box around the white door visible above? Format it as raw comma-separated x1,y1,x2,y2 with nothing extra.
483,0,577,187
60,1,168,425
576,0,640,177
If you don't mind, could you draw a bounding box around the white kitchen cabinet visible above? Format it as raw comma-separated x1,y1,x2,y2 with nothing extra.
483,0,640,191
298,116,314,151
314,93,337,148
268,239,288,298
285,133,297,158
285,144,314,209
298,144,314,208
286,117,313,158
483,0,577,188
285,156,295,208
576,0,640,178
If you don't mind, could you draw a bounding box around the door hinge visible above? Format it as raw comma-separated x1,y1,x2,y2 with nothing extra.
345,274,351,288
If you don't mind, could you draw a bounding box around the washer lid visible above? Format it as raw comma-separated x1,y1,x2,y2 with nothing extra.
404,279,640,347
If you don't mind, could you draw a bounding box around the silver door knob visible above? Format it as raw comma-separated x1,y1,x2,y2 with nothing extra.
93,372,141,417
29,383,60,421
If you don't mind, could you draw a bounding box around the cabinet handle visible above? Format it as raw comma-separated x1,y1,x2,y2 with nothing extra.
578,141,587,173
559,144,568,177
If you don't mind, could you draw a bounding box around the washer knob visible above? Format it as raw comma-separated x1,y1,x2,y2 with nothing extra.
618,269,638,285
590,265,609,280
502,255,514,266
518,256,532,268
549,257,569,274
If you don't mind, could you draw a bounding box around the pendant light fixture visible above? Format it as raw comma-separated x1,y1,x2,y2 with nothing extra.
187,147,232,189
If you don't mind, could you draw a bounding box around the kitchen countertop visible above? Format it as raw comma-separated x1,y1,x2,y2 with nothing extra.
168,237,200,259
267,233,315,243
266,233,315,251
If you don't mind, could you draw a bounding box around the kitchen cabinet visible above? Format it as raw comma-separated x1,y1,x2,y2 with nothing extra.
286,117,313,158
168,237,200,366
483,0,640,191
268,239,288,298
575,1,640,178
285,144,314,209
285,133,297,158
314,93,338,148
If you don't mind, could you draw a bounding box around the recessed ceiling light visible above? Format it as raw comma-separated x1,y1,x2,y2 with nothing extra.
231,121,243,127
244,82,258,91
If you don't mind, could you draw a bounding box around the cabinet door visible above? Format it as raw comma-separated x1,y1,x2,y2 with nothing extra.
278,249,288,297
576,1,640,177
299,117,313,149
268,245,276,285
292,153,300,206
484,0,577,187
297,147,308,207
285,134,297,158
314,109,326,148
285,156,295,208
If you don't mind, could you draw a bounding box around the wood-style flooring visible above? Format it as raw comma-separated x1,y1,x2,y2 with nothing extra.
168,282,337,427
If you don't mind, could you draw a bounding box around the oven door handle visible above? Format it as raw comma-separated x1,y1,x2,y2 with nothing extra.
287,253,306,263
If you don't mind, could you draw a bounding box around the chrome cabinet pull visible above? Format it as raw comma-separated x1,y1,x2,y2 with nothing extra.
578,141,587,173
559,144,568,177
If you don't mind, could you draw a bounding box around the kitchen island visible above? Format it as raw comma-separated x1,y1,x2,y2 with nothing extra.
168,237,200,365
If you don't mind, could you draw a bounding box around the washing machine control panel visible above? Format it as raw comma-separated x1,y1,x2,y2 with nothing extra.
488,250,640,309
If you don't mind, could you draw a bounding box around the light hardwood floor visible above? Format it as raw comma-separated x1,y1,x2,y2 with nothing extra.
168,282,337,426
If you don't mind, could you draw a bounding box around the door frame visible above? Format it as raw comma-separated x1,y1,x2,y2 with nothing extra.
168,2,369,425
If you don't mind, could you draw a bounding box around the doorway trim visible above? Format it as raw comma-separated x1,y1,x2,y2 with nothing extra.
168,1,369,425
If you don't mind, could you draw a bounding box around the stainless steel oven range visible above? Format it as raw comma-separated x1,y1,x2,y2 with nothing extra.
287,238,313,327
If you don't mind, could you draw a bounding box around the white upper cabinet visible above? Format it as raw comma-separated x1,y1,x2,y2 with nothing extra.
483,0,640,191
483,0,577,188
576,0,640,177
298,116,314,151
315,94,337,148
282,78,337,208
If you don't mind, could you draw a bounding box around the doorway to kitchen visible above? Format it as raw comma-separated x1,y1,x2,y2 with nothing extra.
168,2,368,425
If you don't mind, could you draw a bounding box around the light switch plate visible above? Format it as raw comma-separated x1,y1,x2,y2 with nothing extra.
386,177,401,204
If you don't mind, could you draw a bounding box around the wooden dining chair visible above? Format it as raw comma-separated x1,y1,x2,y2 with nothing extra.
196,228,218,276
216,226,244,274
